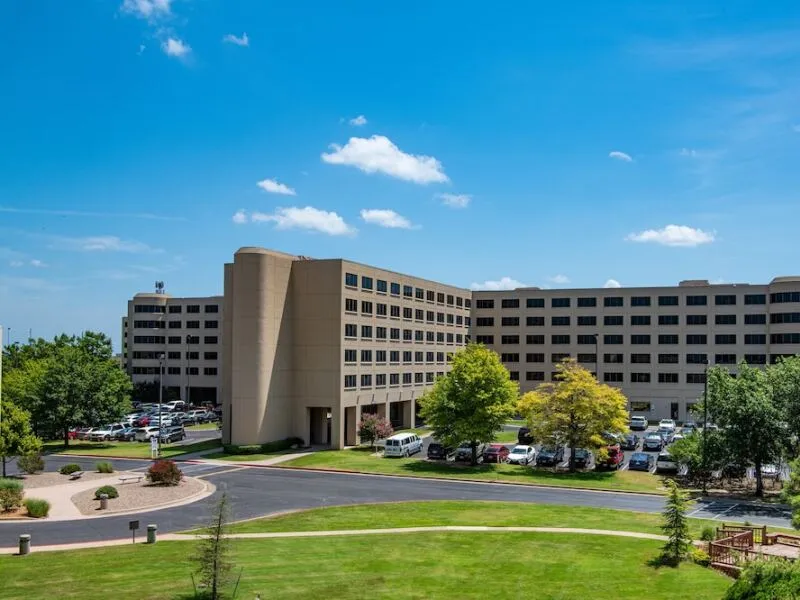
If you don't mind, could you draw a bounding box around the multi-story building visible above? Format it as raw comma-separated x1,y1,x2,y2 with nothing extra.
471,277,800,422
221,247,471,449
122,292,223,405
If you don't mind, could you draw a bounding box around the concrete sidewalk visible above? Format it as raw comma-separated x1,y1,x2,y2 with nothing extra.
23,474,136,519
189,452,315,468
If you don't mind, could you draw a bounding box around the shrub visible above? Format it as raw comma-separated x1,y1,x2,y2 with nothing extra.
689,546,711,567
147,459,183,486
24,498,50,518
94,485,119,500
96,461,114,474
260,437,305,453
17,454,45,475
358,414,394,449
700,526,716,542
59,463,82,475
0,478,24,511
724,558,800,600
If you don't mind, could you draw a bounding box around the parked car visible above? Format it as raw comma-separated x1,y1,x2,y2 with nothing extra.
656,451,679,473
159,425,186,444
483,444,510,463
657,428,674,444
88,423,126,442
536,445,565,467
507,445,536,465
184,409,208,424
669,433,685,445
455,442,486,463
643,432,664,451
621,433,640,451
67,428,79,440
658,419,677,432
597,442,624,470
115,426,137,441
572,448,592,469
517,427,534,445
384,433,423,457
123,413,141,426
134,426,161,442
682,421,697,435
76,427,96,440
762,464,781,480
427,442,453,461
133,415,151,427
628,452,654,472
629,415,648,431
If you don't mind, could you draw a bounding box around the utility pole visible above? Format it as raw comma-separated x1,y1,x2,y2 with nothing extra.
701,358,710,495
158,353,165,457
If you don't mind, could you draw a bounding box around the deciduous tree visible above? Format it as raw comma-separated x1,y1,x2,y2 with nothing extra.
419,344,517,466
0,399,41,478
357,414,394,450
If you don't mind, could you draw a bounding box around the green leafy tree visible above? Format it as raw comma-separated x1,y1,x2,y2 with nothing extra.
194,492,234,600
668,430,725,487
660,479,690,566
782,458,800,530
768,356,800,457
419,344,517,466
518,359,628,472
724,558,800,600
0,399,41,477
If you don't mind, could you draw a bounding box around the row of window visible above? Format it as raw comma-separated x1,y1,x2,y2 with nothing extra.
344,299,469,327
133,336,218,345
132,366,217,376
344,272,470,309
134,320,219,329
344,349,453,364
343,371,443,389
132,351,218,360
343,324,467,344
500,352,776,365
474,292,800,310
474,313,795,327
134,304,219,314
477,333,800,345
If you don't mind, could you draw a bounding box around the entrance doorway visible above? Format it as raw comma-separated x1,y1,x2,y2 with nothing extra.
308,407,331,446
670,402,679,421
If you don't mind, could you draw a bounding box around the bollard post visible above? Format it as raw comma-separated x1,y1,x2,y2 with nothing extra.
99,493,108,510
147,524,158,544
18,534,31,556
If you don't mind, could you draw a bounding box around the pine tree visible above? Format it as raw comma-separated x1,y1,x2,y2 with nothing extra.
660,479,691,566
194,492,233,599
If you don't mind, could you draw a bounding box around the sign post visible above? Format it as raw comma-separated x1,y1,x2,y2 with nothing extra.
129,520,140,544
150,435,158,459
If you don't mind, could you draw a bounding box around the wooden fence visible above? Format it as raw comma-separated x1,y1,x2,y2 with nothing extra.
709,530,755,567
717,525,767,545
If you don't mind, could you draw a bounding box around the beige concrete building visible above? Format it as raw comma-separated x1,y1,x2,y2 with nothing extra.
471,277,800,422
122,292,223,405
221,247,471,449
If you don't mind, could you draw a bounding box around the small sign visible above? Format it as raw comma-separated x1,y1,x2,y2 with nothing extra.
129,520,140,531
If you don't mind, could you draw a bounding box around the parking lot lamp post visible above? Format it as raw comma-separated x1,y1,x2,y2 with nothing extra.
158,353,165,457
186,334,192,406
593,334,600,381
702,358,710,495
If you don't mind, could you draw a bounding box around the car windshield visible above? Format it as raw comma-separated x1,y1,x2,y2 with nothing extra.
631,453,647,460
510,447,526,454
646,433,661,439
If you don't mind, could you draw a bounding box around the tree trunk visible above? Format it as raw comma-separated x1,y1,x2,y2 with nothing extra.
754,460,764,498
1,456,6,478
64,428,70,448
471,442,478,466
569,442,576,473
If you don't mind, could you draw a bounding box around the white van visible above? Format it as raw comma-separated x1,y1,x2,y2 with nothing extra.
383,433,423,457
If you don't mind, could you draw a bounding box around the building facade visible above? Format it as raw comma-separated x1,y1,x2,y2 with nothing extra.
221,248,471,449
122,292,223,405
471,277,800,422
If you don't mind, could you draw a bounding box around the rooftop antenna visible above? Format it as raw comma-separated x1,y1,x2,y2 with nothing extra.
155,281,165,294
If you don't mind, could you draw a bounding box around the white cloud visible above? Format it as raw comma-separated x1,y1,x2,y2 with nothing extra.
9,260,24,268
232,210,248,224
679,148,697,157
548,274,570,285
470,277,525,291
121,0,172,20
249,206,356,236
437,193,471,208
603,279,622,288
51,235,159,253
29,259,46,268
256,178,297,196
137,44,146,55
609,150,633,162
321,135,449,184
626,224,715,247
223,33,249,47
359,209,414,229
348,115,367,126
162,37,191,58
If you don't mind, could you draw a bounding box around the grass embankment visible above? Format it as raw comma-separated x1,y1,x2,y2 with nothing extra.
185,422,219,431
0,533,730,599
278,447,665,494
42,439,221,459
202,449,296,462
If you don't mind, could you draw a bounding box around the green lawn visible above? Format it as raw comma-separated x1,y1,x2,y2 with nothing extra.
42,439,221,459
492,430,519,443
185,422,219,431
279,447,666,494
0,533,730,599
506,419,526,426
202,449,295,462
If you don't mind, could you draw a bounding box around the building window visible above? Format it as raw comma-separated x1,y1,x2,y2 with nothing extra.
551,316,571,326
502,317,520,326
204,352,218,360
501,335,520,344
577,316,596,326
772,354,796,364
186,351,199,360
686,314,707,325
577,353,597,364
345,273,358,287
687,373,707,384
686,334,707,345
658,334,679,345
686,295,707,306
658,354,679,364
658,296,679,306
526,298,544,308
361,349,372,363
376,374,387,387
400,285,412,297
186,320,200,329
168,305,182,314
526,371,545,381
415,351,424,363
390,305,400,318
771,312,800,324
527,316,545,326
185,335,199,344
344,349,357,363
377,279,387,293
686,354,708,364
437,332,445,343
415,372,424,383
427,290,435,302
715,334,737,345
715,354,736,365
604,297,623,307
631,373,650,383
426,331,435,342
604,315,623,326
187,305,200,313
630,401,651,412
403,307,413,320
390,282,401,296
203,367,217,376
205,305,219,313
551,353,570,362
167,367,181,375
389,350,400,363
204,336,218,344
456,296,463,307
403,329,412,341
168,321,181,329
526,353,544,363
361,276,373,290
551,335,571,345
604,372,623,383
402,373,412,385
716,314,737,325
376,303,387,317
437,292,445,304
603,334,623,345
456,315,463,325
436,312,445,323
415,330,424,342
501,353,520,363
631,296,651,307
415,309,424,321
551,298,571,308
526,335,545,344
389,373,400,385
745,314,766,325
630,315,651,326
658,373,679,383
204,320,218,329
403,351,412,363
134,304,166,314
345,324,357,338
425,351,434,363
186,367,199,376
659,315,679,326
577,335,597,345
744,294,766,305
745,334,766,345
715,294,736,306
744,354,766,365
416,287,425,300
476,299,494,309
376,327,387,340
389,327,400,340
630,354,650,364
361,374,372,388
501,298,520,309
772,333,800,344
426,371,436,383
631,335,651,345
437,352,445,362
167,351,181,360
362,301,373,315
345,298,357,313
604,353,623,364
577,297,597,307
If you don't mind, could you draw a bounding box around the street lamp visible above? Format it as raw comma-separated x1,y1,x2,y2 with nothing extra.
186,334,192,407
701,357,710,495
592,334,600,381
158,353,165,457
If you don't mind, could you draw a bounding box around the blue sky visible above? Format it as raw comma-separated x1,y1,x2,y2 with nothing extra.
2,0,800,348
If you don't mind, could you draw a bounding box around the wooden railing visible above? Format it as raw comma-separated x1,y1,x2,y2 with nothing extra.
718,525,766,545
772,534,800,548
710,530,755,567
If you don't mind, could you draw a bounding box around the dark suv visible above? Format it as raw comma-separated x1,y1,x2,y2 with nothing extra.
517,427,534,445
536,445,565,467
455,442,486,463
427,442,453,461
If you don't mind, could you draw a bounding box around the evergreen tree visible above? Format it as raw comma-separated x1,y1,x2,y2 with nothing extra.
194,492,234,599
660,479,691,566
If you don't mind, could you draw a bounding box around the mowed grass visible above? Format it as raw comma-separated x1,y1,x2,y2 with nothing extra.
492,430,520,443
0,533,731,600
279,447,666,494
185,422,219,431
226,500,722,537
202,449,296,462
42,439,221,459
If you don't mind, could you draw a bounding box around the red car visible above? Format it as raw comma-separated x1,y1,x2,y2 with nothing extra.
597,442,624,470
482,444,510,463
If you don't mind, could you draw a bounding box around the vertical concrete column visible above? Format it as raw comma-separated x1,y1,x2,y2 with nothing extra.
331,406,344,449
402,400,413,429
344,406,357,446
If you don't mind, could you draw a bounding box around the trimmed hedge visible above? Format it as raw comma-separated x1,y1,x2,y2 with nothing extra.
59,463,82,475
24,498,51,518
96,461,114,474
147,459,183,486
0,478,24,511
223,437,304,455
17,454,45,475
94,485,119,500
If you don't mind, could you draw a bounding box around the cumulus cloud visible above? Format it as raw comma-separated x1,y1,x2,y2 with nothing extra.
247,206,355,236
121,0,172,20
348,115,367,126
603,279,622,288
609,150,633,162
470,277,525,291
626,225,715,247
256,178,296,196
548,274,570,285
359,209,414,229
321,135,449,184
223,33,249,47
51,235,159,253
29,259,46,268
437,193,471,208
232,210,248,224
162,37,191,58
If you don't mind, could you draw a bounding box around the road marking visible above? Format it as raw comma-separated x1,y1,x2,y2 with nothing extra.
712,503,739,521
195,466,248,479
688,502,716,517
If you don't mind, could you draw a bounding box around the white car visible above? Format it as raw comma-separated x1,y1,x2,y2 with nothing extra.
655,451,678,473
507,445,536,465
88,423,126,442
134,426,162,442
658,419,676,432
629,416,648,431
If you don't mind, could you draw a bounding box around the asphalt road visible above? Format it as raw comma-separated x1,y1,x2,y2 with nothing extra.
0,454,792,549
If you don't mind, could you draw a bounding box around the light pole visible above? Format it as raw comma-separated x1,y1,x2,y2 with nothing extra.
701,358,710,495
186,334,192,407
158,353,165,457
592,334,600,381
